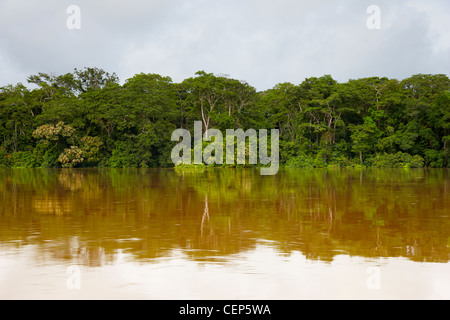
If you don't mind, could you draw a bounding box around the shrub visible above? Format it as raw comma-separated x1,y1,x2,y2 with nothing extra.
107,141,139,168
286,154,322,168
0,147,12,168
424,149,445,168
374,152,424,168
11,151,38,168
41,148,61,168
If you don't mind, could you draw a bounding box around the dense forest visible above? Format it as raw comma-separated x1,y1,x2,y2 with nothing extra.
0,67,449,168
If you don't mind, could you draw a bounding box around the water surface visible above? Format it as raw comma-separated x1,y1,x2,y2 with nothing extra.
0,168,449,299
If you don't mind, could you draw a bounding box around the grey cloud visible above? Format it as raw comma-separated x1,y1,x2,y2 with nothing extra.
0,0,448,91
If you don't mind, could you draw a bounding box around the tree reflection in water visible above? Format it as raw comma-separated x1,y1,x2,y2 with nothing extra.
0,168,449,267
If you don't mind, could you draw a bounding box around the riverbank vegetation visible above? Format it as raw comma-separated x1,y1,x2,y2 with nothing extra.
0,68,449,168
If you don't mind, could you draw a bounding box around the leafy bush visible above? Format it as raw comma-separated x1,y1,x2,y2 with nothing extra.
329,153,354,168
424,149,445,168
41,148,61,168
373,152,424,168
11,151,38,168
286,154,323,168
107,141,139,168
0,147,12,167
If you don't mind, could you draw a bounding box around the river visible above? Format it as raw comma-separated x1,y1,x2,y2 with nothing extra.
0,168,449,299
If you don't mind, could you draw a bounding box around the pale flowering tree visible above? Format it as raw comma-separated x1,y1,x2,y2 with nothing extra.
79,136,103,163
58,136,103,168
33,122,103,168
32,121,76,167
58,146,85,168
32,121,75,143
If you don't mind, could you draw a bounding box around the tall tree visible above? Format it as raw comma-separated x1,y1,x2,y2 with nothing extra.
181,71,227,137
0,84,37,152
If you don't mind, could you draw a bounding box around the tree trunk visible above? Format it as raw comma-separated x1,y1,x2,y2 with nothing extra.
200,99,209,139
13,122,18,153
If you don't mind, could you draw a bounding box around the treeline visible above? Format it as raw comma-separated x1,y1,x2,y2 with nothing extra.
0,67,449,168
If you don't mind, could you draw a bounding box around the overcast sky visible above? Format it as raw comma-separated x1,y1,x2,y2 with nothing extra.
0,0,449,91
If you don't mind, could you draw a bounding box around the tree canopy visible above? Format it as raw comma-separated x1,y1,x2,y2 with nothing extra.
0,68,449,168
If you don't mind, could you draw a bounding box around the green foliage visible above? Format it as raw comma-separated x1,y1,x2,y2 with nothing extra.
286,154,324,168
0,69,449,168
108,141,139,168
41,148,61,168
11,151,38,168
373,152,425,168
0,147,12,167
424,149,446,168
349,116,379,164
